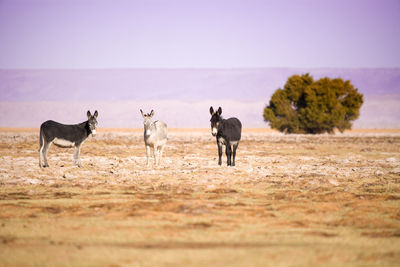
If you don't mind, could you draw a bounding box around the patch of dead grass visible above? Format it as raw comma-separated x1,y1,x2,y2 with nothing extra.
0,129,400,266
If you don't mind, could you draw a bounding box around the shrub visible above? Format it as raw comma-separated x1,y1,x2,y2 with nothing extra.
263,74,363,134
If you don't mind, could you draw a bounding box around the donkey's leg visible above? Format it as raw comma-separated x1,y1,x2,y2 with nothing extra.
153,145,158,166
74,145,82,167
158,144,165,165
225,144,232,166
146,145,151,166
232,142,239,166
217,142,223,165
155,144,165,166
42,142,51,167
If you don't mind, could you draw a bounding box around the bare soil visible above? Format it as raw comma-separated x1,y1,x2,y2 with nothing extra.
1,128,400,266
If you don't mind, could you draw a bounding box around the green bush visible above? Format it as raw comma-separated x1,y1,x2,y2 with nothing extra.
263,74,363,134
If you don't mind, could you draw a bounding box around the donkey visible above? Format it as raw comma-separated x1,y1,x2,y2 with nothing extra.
209,106,242,166
140,109,168,166
39,110,98,168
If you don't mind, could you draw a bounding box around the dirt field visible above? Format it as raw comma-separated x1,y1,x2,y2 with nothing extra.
1,128,400,266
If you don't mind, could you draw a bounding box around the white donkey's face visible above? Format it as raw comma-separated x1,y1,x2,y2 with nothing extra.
140,109,154,136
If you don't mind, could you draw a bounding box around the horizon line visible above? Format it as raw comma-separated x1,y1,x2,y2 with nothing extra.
0,127,399,132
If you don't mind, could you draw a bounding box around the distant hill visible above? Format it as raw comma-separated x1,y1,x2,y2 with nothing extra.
1,68,399,101
0,68,399,128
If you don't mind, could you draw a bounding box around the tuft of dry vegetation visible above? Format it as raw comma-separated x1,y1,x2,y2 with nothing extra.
1,128,400,266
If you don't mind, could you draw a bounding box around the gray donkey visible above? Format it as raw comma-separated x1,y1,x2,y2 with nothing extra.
140,109,168,166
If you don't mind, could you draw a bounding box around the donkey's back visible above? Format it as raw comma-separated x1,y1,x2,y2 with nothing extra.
144,120,168,147
153,120,168,142
222,118,242,141
40,120,86,142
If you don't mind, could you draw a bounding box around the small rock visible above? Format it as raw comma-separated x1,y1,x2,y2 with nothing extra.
386,157,397,163
389,168,400,174
24,178,40,185
206,184,216,190
246,168,254,173
374,170,384,176
328,179,339,186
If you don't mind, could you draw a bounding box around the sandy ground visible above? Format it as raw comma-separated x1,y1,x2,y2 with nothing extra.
0,128,400,266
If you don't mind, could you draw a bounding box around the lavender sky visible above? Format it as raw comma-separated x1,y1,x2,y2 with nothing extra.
0,0,399,69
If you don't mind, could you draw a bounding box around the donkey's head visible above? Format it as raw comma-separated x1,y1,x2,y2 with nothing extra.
140,109,154,136
87,110,98,136
209,106,222,136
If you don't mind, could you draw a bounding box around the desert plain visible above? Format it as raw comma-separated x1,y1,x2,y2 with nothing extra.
0,128,400,266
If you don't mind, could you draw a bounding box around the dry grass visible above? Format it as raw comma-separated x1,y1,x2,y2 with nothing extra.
0,128,400,266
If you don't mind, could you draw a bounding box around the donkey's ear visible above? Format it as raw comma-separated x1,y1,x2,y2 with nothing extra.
150,110,154,117
93,110,98,118
217,107,222,115
87,110,91,119
140,109,145,118
209,106,214,115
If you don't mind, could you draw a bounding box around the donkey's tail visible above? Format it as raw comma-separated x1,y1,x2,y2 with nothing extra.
39,126,43,151
38,125,43,167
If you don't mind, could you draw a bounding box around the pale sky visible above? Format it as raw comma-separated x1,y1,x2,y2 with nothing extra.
0,0,399,69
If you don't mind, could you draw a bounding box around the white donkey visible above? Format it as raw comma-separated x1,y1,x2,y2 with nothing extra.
140,109,168,166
